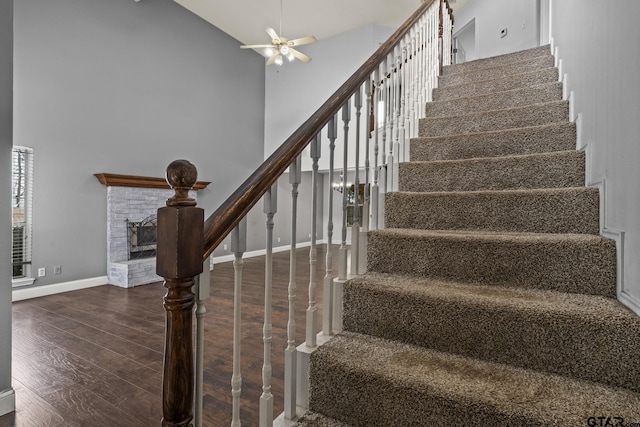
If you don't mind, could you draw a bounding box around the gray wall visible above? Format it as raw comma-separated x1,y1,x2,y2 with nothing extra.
264,24,394,170
550,0,640,312
14,0,266,287
0,0,14,412
455,0,539,60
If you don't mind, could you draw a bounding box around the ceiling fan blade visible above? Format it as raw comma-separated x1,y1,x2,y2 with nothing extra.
266,51,278,66
290,48,312,63
240,44,274,49
265,27,280,43
288,35,317,47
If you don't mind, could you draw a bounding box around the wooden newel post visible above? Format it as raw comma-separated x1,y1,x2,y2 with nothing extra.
157,160,204,427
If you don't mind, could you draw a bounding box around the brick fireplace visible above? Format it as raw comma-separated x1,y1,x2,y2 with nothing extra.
95,173,209,288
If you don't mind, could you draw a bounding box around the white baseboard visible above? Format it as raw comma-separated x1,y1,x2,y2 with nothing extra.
12,276,108,302
0,389,15,417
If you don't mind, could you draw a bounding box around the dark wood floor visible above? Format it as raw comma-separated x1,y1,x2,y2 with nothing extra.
0,245,334,427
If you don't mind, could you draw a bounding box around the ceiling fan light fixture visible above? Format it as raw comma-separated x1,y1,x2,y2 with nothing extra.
275,55,283,66
287,52,295,62
265,47,274,57
280,45,290,55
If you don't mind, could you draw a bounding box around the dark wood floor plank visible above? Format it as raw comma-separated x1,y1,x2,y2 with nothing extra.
13,303,164,370
20,299,164,352
12,313,161,394
0,379,66,427
1,246,337,426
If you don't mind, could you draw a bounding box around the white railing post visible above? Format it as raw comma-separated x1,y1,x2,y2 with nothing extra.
379,59,388,228
334,101,351,333
296,135,323,411
194,260,209,427
260,185,277,427
371,69,381,231
351,85,362,277
323,116,338,336
392,45,401,192
306,135,320,348
230,219,246,427
387,50,396,193
338,101,351,283
284,156,301,420
359,79,372,275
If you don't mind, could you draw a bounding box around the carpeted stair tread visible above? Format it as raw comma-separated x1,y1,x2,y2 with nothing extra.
434,67,559,102
367,228,616,297
385,187,599,234
419,100,569,137
439,55,555,87
410,122,576,161
308,332,640,427
293,412,351,427
442,44,551,75
400,150,584,191
343,272,640,392
426,82,562,117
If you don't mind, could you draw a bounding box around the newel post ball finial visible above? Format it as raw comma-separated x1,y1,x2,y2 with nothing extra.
158,159,204,427
166,159,198,207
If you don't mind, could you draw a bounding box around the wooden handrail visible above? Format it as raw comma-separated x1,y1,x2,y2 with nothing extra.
202,0,438,260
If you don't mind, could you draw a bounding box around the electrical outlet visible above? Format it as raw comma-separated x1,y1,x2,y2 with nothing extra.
38,267,46,277
54,265,62,275
223,244,228,250
277,237,281,243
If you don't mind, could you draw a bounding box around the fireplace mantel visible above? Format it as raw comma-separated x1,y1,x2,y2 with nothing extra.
95,173,210,190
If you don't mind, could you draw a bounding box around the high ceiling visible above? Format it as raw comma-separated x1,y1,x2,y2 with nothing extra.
173,0,471,47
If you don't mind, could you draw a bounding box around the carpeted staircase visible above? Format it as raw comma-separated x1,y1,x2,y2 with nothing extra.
294,45,640,426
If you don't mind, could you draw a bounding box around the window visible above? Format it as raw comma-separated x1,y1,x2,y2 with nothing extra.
12,146,34,286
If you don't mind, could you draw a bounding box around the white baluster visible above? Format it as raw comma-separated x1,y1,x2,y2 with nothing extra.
409,28,417,139
194,260,209,427
338,101,350,282
323,116,338,336
399,41,407,164
351,86,362,277
387,50,396,193
260,185,277,427
379,57,390,228
371,69,381,231
306,135,320,348
230,219,246,427
359,79,372,275
334,101,351,333
391,45,401,192
284,156,300,420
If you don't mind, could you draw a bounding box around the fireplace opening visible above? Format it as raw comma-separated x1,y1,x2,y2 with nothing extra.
127,215,157,260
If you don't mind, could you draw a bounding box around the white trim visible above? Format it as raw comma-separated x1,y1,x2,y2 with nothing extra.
12,276,108,302
575,113,585,151
0,389,15,417
11,277,35,288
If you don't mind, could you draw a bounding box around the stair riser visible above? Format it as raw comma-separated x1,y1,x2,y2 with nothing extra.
433,67,559,102
410,123,576,161
419,101,569,137
367,231,616,297
443,45,551,75
343,282,640,393
439,55,555,87
400,151,585,192
426,83,562,117
385,189,600,234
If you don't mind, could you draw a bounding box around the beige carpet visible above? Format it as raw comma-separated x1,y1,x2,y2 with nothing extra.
295,45,640,426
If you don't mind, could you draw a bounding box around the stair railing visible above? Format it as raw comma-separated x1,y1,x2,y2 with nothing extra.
156,0,452,425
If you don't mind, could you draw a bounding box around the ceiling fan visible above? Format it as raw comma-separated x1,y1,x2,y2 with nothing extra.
240,0,317,66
